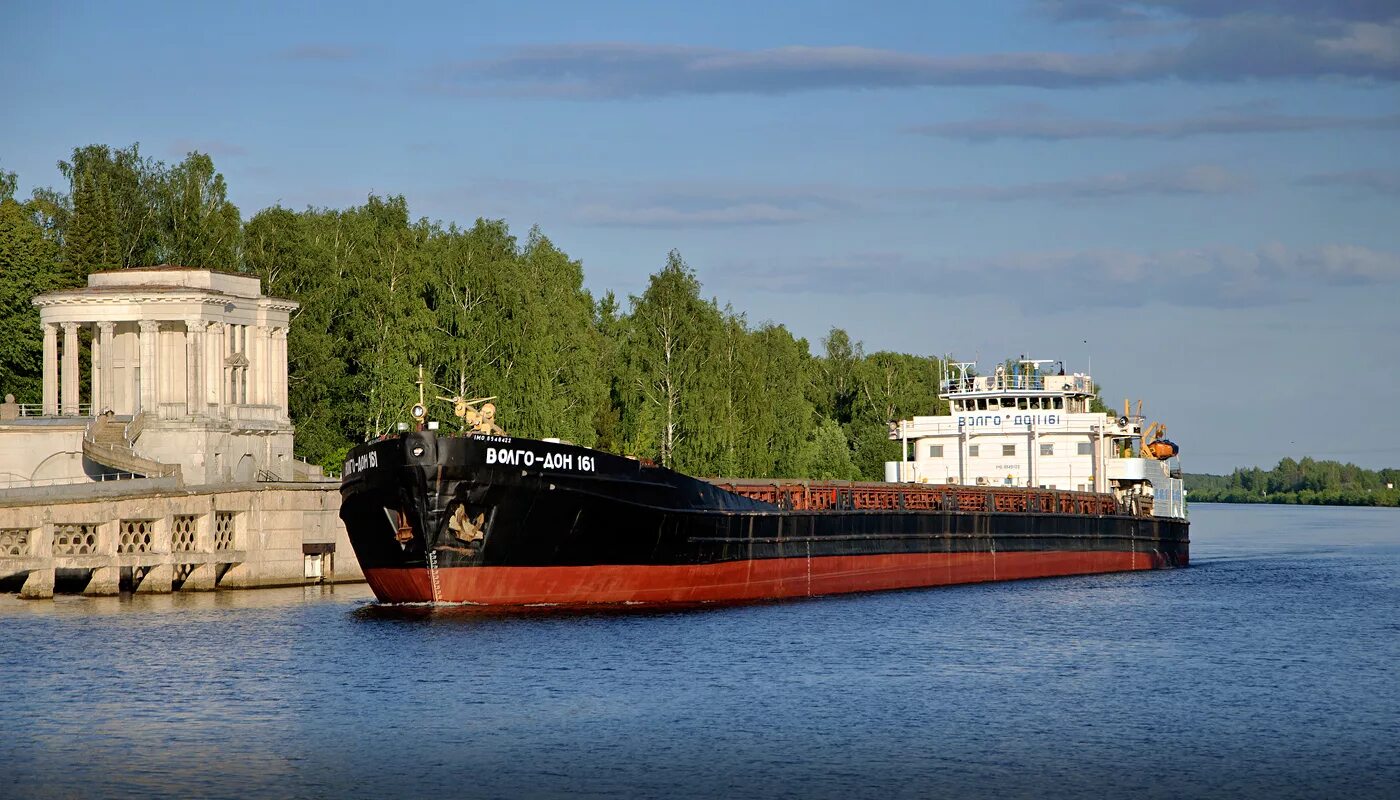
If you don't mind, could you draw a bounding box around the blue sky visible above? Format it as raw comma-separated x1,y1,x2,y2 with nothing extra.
4,0,1399,472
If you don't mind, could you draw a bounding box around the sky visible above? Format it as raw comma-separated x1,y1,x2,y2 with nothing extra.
3,0,1398,473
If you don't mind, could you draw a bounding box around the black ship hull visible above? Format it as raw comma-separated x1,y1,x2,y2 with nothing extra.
339,432,1189,606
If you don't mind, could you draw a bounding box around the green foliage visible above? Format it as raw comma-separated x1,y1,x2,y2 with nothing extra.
10,141,984,481
809,328,947,480
0,185,61,402
617,250,721,469
1185,459,1400,507
36,138,1397,498
51,143,242,279
604,252,823,478
245,204,352,466
245,201,608,471
57,143,163,277
807,418,859,480
160,152,241,267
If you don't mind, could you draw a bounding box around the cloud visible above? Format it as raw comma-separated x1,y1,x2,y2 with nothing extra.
168,139,247,158
415,176,859,228
435,10,1399,99
1160,14,1400,81
279,44,367,61
911,109,1400,141
719,243,1400,309
435,43,1149,97
1299,169,1400,194
909,165,1249,201
576,203,817,227
420,168,1243,230
1038,1,1400,24
573,181,858,227
566,167,1238,229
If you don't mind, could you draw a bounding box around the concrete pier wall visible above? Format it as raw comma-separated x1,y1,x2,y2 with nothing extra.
0,481,358,598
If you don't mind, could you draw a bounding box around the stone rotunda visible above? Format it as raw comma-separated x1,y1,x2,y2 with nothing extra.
16,266,306,485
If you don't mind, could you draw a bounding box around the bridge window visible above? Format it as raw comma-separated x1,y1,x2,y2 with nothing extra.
1078,442,1092,456
1040,443,1053,456
968,445,979,457
1002,444,1016,457
927,444,943,458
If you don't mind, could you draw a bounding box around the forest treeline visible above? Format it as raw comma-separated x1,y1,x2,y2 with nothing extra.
1,144,951,478
1185,459,1400,507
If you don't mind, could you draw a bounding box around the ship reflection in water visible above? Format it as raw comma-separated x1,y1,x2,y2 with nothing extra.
3,504,1398,799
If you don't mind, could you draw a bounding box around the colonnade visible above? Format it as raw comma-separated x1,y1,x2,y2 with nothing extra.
39,319,289,419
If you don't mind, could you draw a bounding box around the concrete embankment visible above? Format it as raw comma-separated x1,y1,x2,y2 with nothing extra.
0,480,360,598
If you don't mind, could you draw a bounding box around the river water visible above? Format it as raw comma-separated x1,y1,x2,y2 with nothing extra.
2,503,1397,799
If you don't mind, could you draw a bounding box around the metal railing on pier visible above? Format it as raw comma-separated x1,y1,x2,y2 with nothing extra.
0,471,150,489
16,403,94,418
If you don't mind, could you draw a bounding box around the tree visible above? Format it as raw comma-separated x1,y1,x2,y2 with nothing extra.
807,418,859,480
504,227,606,445
56,143,162,277
244,204,350,468
816,328,861,424
592,290,625,452
159,152,240,267
0,175,61,402
746,323,817,477
620,250,721,469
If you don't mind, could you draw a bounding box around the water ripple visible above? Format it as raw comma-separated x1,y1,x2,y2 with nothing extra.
1,504,1398,798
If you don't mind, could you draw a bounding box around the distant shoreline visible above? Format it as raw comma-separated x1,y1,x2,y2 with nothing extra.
1188,496,1399,509
1185,491,1399,509
1185,461,1399,509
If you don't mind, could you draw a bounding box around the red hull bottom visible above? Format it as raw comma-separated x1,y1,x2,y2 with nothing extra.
363,550,1176,606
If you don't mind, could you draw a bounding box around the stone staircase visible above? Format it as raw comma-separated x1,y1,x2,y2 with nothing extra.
82,413,182,482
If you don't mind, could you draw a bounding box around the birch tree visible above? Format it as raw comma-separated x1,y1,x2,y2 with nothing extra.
621,250,720,469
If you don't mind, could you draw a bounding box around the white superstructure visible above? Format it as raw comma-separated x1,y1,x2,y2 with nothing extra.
884,359,1185,518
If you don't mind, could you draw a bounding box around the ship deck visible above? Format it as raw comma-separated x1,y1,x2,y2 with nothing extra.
705,478,1132,516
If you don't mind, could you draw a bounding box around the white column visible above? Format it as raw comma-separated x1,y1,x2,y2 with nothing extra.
185,318,204,417
206,322,224,416
246,326,258,405
42,323,58,415
229,325,240,406
229,322,243,403
60,322,80,416
138,320,160,413
231,322,242,403
97,322,115,413
253,325,269,406
273,327,289,415
90,324,101,413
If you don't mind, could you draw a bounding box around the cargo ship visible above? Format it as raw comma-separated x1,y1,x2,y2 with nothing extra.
340,359,1188,607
